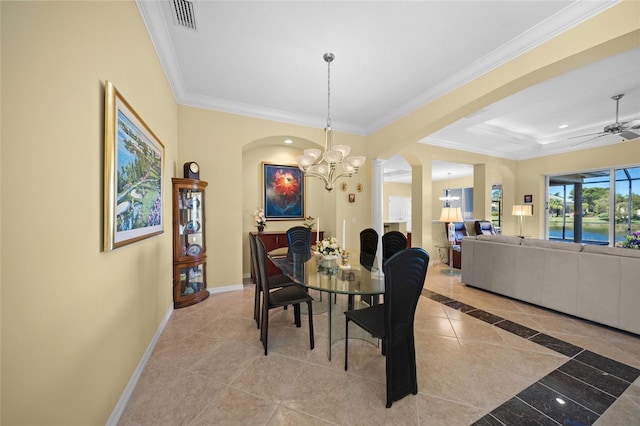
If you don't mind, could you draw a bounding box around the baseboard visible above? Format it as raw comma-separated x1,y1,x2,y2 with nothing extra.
106,304,173,426
208,283,244,294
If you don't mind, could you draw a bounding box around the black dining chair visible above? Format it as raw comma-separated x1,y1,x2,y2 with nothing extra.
255,236,315,356
286,226,312,262
360,228,379,268
249,233,297,329
344,247,430,408
382,231,407,263
358,228,379,307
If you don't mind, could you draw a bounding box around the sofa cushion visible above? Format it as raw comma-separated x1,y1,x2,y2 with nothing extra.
582,244,640,258
476,234,523,245
521,238,583,252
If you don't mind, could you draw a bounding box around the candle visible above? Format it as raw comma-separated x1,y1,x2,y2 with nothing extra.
316,217,320,242
342,219,346,249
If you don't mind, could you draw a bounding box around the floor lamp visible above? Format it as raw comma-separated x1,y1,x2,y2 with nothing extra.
439,207,463,274
512,205,533,237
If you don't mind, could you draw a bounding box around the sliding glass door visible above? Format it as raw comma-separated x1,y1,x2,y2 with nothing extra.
615,167,640,244
546,166,639,246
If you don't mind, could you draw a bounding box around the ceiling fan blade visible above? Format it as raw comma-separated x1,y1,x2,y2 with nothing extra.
570,132,610,147
566,131,606,140
623,118,640,129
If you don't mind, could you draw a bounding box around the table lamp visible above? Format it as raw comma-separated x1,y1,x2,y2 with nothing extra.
512,204,533,237
439,207,463,274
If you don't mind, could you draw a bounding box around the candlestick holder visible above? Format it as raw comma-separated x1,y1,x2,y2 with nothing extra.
339,250,351,269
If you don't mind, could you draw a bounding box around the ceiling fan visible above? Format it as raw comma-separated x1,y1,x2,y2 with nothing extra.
571,94,640,146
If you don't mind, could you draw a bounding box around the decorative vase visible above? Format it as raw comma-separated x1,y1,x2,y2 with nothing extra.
257,226,264,234
321,254,337,267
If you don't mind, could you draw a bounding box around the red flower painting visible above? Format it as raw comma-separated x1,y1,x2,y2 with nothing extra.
263,164,304,219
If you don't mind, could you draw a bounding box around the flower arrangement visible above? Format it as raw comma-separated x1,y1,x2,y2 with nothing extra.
253,208,266,228
317,236,341,257
303,216,315,229
616,231,640,250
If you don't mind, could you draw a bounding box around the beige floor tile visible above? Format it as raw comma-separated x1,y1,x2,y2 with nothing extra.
118,265,640,425
189,386,278,425
267,405,336,425
416,393,487,426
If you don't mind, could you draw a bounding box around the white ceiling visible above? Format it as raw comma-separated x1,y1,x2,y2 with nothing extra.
137,1,640,183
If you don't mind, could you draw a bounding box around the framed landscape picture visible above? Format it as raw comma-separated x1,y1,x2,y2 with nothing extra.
104,80,165,251
262,163,305,220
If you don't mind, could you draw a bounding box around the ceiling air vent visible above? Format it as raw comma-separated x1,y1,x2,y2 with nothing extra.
171,0,197,31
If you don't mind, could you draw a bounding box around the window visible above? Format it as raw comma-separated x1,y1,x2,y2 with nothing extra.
546,166,639,245
445,187,474,220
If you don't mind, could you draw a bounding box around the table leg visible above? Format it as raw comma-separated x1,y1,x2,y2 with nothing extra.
326,292,333,360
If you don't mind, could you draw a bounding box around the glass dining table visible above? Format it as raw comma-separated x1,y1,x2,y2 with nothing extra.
268,250,385,360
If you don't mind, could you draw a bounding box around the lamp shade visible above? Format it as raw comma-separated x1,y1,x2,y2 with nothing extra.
512,205,533,216
439,207,463,223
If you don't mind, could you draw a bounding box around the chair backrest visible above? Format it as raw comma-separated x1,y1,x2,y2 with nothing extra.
249,233,260,283
445,222,468,243
382,231,407,262
359,228,379,268
254,236,271,305
286,226,312,261
382,247,430,405
474,220,495,235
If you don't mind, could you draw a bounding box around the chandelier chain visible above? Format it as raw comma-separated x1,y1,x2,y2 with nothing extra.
326,56,331,129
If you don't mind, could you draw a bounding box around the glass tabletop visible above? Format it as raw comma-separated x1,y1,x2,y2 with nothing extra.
269,251,385,296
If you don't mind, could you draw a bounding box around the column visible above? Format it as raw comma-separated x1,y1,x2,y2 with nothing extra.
372,158,385,267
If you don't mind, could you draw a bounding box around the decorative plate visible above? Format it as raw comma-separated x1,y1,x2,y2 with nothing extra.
186,244,202,256
186,197,200,209
185,221,201,233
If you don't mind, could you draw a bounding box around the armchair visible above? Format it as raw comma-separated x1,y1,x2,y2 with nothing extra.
474,220,496,235
444,222,467,268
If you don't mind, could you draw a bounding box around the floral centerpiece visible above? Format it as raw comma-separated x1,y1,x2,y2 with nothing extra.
616,231,640,250
253,208,266,232
317,236,341,259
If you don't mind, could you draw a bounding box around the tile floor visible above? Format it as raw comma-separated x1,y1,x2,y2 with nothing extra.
119,263,640,425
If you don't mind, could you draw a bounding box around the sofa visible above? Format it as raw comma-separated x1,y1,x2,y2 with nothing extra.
461,234,640,335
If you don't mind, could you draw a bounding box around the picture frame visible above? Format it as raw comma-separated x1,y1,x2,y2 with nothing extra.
103,81,165,251
348,193,355,203
262,163,305,220
524,194,533,203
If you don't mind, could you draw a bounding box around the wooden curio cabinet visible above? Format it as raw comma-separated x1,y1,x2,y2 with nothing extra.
172,178,209,308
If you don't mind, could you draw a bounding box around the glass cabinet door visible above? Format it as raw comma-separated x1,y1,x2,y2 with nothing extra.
177,262,206,298
176,188,205,260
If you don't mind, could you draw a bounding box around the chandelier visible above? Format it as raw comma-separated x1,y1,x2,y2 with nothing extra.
296,53,365,191
439,173,460,205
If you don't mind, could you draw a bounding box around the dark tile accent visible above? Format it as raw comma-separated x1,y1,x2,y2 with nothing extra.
466,309,504,324
487,396,560,425
517,382,599,425
421,289,436,298
494,319,539,339
574,350,640,383
539,369,616,415
443,300,477,313
529,333,583,357
558,359,634,398
426,293,455,304
421,289,640,425
470,414,506,425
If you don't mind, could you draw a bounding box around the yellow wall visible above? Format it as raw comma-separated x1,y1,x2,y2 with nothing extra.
177,105,371,280
0,1,639,424
1,2,177,424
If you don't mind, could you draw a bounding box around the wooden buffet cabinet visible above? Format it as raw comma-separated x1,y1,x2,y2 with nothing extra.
172,178,209,308
250,230,323,282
